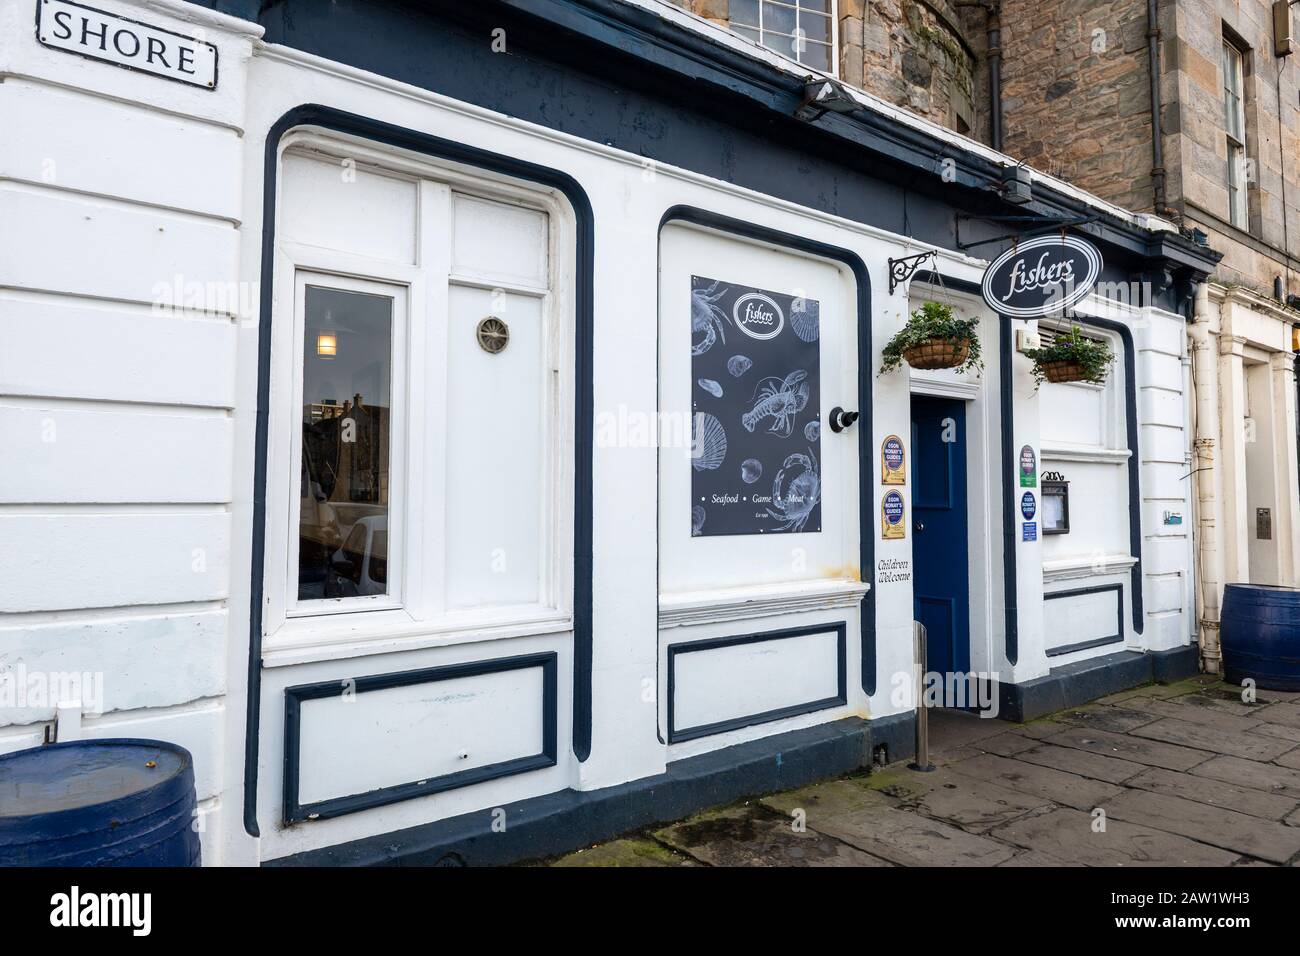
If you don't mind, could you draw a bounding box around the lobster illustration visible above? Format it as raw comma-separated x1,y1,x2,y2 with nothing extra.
741,369,811,438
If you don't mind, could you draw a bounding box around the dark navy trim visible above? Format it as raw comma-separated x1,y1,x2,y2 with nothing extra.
245,104,595,838
265,712,914,866
658,206,876,693
666,623,848,743
1044,583,1124,658
282,652,558,824
998,646,1194,722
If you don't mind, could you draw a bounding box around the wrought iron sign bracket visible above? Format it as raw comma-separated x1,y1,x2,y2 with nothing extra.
888,250,938,295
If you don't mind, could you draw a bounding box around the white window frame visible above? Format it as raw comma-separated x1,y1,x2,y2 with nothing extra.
1222,39,1249,229
287,271,411,619
729,0,839,76
262,135,576,663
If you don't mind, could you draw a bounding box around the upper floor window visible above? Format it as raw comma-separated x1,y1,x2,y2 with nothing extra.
1222,38,1249,229
728,0,835,74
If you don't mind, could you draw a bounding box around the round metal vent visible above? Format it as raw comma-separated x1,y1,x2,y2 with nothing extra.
476,316,509,354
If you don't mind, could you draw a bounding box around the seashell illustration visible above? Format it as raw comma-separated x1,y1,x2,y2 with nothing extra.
790,298,820,343
691,505,706,535
741,458,763,484
726,354,753,378
691,412,727,471
697,378,723,398
804,419,821,442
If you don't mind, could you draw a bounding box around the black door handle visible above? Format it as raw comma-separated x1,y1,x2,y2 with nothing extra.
829,407,860,433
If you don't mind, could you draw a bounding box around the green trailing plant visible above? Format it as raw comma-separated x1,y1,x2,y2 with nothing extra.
879,301,983,375
1023,324,1115,387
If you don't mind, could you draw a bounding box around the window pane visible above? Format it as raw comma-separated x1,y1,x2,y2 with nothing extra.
798,10,831,44
729,0,760,28
299,286,393,601
733,24,760,43
761,1,797,35
799,40,832,71
800,0,832,11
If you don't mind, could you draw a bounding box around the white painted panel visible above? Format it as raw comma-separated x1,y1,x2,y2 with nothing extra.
452,194,548,286
0,512,229,611
1043,587,1121,653
672,629,840,733
280,153,417,263
0,404,232,503
0,186,239,308
0,292,235,407
0,609,226,726
1040,459,1127,561
82,702,223,800
296,665,546,805
0,727,45,756
1041,381,1103,447
0,79,241,220
444,286,544,608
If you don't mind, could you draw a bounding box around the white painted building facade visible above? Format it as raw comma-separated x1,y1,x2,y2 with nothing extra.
0,0,1218,865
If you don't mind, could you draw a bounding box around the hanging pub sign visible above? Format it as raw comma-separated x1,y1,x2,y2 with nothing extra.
690,275,821,537
980,235,1102,318
881,435,906,484
881,490,906,540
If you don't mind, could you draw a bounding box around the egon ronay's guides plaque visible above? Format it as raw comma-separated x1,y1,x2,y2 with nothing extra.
689,275,822,538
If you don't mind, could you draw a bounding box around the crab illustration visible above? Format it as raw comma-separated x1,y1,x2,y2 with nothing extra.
741,369,811,438
691,279,730,356
766,449,821,533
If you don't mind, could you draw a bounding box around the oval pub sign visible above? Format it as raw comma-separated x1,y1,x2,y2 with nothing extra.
980,235,1102,319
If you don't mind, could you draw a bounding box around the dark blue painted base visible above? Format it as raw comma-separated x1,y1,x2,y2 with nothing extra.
998,645,1200,722
265,713,915,867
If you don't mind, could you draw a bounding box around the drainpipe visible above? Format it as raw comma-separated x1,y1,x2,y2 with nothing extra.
1146,0,1168,213
957,1,1003,150
1188,283,1224,672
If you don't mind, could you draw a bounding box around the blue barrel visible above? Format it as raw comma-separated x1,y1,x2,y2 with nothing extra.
0,739,201,867
1221,583,1300,691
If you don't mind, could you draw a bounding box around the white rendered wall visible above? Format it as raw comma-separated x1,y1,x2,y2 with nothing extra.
0,0,263,864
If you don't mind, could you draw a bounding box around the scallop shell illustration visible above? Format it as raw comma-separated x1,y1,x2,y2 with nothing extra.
691,505,706,535
697,378,723,398
804,419,821,442
790,299,820,343
691,412,728,471
741,458,763,484
726,354,753,378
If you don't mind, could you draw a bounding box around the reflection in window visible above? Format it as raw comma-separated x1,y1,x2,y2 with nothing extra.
298,286,393,601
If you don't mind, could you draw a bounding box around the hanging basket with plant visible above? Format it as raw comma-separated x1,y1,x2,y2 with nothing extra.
1023,324,1115,387
880,301,983,375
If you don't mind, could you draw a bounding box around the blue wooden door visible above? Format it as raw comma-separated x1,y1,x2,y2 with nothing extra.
910,396,970,700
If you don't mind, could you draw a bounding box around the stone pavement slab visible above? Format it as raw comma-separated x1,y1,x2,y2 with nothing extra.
1128,716,1297,762
946,751,1123,811
761,779,1017,866
1045,725,1211,771
990,806,1240,867
1122,766,1300,821
654,804,893,867
1274,747,1300,770
871,767,1052,833
1100,789,1300,863
1190,754,1300,799
976,732,1041,756
1253,723,1300,743
1120,696,1267,733
1051,705,1161,734
1013,741,1147,784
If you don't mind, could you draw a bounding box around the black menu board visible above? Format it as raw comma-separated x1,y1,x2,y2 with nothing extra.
690,275,822,537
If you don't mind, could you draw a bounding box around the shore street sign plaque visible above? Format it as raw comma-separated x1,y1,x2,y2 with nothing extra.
37,0,219,90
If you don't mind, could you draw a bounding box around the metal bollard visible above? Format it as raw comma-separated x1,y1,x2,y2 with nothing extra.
909,620,935,772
